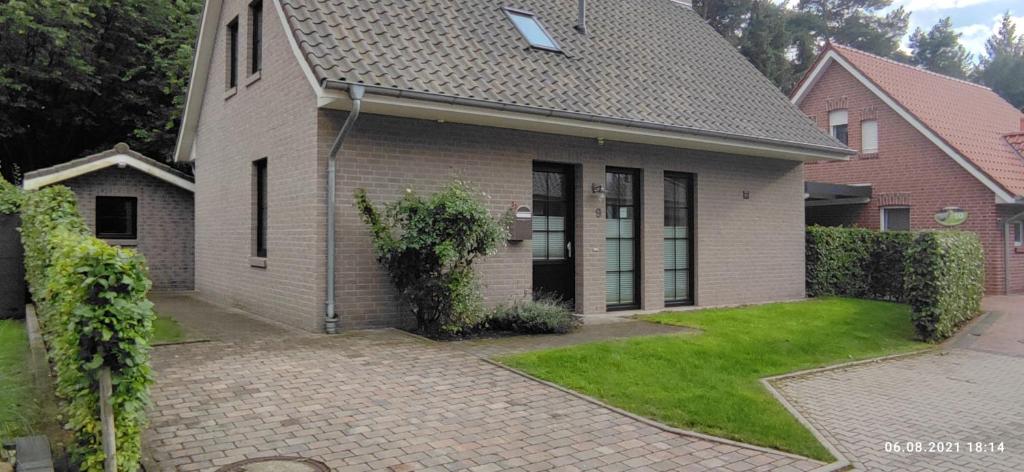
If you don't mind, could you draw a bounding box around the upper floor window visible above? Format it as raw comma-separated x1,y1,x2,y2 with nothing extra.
96,196,138,240
249,1,263,75
861,119,878,154
226,17,239,88
829,109,848,145
504,8,560,51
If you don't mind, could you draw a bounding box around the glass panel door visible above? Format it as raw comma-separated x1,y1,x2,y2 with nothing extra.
664,173,694,305
606,169,640,309
533,164,575,306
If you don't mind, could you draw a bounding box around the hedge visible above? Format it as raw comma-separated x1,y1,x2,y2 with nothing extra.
807,226,984,342
21,185,154,472
0,176,22,214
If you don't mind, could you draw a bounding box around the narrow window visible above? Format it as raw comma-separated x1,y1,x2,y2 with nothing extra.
254,158,268,257
861,119,878,154
606,168,641,309
96,196,138,240
227,18,239,88
249,1,262,75
664,173,694,306
504,8,560,51
532,170,568,261
829,109,849,145
882,207,910,231
1014,221,1023,247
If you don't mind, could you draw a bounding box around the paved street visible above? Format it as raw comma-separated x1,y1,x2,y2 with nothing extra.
144,294,821,472
774,296,1024,472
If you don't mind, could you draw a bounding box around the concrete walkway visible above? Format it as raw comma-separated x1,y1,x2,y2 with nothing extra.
774,296,1024,472
145,294,822,472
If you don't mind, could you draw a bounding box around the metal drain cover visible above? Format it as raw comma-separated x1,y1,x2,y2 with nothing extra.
215,457,329,472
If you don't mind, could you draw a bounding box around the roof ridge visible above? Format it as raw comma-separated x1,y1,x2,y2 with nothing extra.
831,43,992,92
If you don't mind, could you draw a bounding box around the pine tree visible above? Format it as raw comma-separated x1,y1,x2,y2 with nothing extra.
976,13,1024,109
909,17,972,79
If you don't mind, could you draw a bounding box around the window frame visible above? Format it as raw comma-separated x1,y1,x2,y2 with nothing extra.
880,206,911,232
502,7,562,52
253,158,268,258
861,119,878,154
248,0,263,75
829,109,849,145
664,172,695,307
1014,221,1023,247
226,17,240,89
95,196,138,240
605,167,642,311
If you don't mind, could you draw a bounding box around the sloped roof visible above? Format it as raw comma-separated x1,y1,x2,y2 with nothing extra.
795,43,1024,200
24,143,194,192
277,0,846,153
1007,132,1024,158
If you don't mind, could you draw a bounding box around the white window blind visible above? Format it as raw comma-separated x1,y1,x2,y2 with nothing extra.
862,120,878,153
828,109,848,127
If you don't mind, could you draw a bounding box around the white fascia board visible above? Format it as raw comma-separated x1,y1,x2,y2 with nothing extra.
24,154,195,192
319,92,850,162
792,50,1017,204
173,0,325,162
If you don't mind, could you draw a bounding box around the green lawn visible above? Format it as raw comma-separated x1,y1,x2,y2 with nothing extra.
499,298,928,461
0,320,39,439
153,314,186,344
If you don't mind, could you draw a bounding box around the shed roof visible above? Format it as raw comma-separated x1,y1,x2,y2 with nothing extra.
23,143,194,192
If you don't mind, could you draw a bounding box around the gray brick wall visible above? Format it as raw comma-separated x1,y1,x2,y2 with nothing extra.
321,113,806,329
190,0,324,332
61,167,194,290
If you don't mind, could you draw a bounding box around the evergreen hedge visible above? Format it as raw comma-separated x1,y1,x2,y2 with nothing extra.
806,226,983,342
0,176,22,214
20,185,154,471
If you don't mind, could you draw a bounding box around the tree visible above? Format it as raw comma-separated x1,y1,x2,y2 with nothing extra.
909,17,972,79
0,0,201,180
976,13,1024,109
693,0,755,45
740,2,798,89
796,0,910,59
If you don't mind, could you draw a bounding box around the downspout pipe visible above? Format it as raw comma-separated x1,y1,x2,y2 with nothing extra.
324,84,364,334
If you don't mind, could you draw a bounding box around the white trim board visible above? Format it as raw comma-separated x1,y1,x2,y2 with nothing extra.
791,49,1017,204
23,154,195,192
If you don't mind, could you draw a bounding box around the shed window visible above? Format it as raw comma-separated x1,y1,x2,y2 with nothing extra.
253,158,268,257
861,119,878,154
1014,221,1023,247
227,18,239,88
504,9,560,51
829,109,849,145
882,207,910,232
249,1,262,74
96,197,138,240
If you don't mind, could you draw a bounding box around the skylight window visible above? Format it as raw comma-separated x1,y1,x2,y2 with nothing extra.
505,8,560,51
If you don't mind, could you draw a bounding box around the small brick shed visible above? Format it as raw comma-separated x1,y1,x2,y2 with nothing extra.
23,144,195,290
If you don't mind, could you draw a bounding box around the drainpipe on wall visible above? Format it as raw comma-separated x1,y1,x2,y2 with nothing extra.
324,84,365,334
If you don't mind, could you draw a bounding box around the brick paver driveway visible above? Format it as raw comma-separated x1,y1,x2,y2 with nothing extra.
774,296,1024,472
145,294,822,471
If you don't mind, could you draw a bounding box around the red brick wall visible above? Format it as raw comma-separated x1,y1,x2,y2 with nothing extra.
800,62,1022,294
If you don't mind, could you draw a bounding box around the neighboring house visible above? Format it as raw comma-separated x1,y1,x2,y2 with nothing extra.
794,43,1024,295
23,144,196,291
174,0,851,332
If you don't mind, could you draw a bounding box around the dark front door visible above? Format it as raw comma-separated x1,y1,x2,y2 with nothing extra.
532,163,575,307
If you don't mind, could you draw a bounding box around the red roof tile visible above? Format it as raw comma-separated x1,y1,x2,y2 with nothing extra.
1008,132,1024,157
829,44,1024,199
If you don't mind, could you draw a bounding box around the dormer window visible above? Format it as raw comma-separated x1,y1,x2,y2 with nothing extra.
829,109,849,145
504,8,560,52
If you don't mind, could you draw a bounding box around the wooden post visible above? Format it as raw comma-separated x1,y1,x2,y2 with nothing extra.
99,366,117,472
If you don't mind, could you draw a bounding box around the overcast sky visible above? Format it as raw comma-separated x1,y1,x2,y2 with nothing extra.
887,0,1022,60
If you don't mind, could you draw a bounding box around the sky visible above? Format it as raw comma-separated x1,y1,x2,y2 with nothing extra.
888,0,1022,60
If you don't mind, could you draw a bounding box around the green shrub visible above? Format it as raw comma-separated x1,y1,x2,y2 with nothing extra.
486,295,581,334
0,176,22,214
904,232,985,341
355,181,511,337
21,186,154,472
806,225,983,342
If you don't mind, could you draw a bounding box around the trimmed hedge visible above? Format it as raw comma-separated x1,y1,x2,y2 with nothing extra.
807,226,983,342
0,176,22,214
21,185,154,472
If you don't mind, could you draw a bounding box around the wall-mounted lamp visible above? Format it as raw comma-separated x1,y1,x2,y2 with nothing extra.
591,183,606,194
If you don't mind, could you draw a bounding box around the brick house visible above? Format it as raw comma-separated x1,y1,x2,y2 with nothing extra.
173,0,851,332
23,144,196,290
794,43,1024,295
